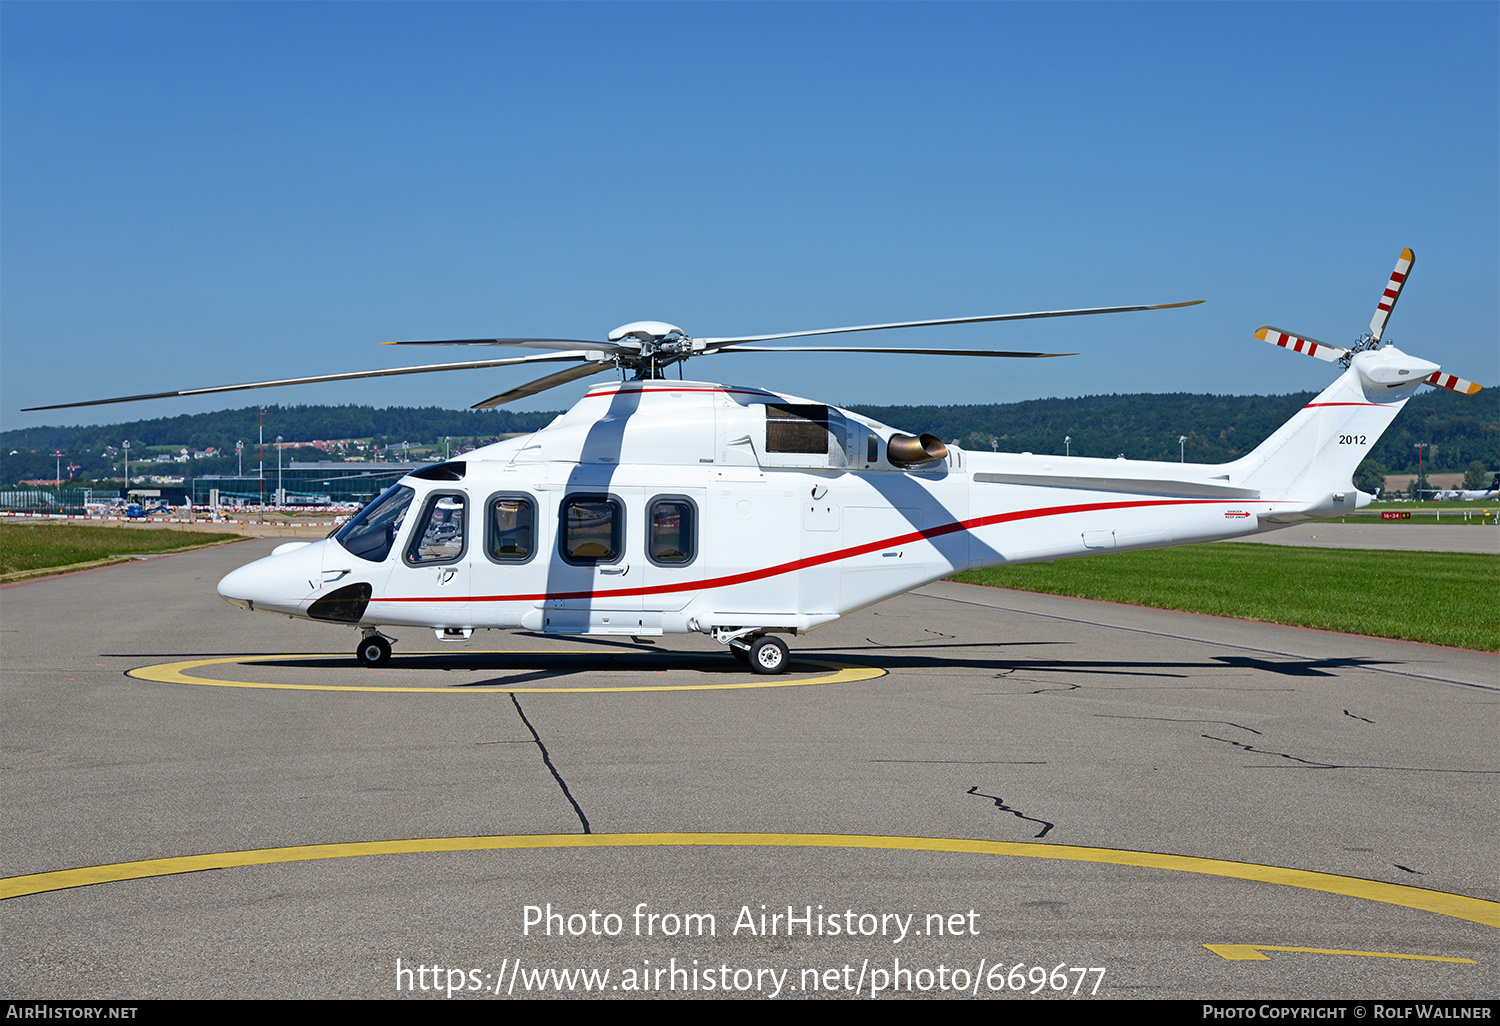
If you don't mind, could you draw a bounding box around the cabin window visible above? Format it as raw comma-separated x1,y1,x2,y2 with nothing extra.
766,403,830,454
486,494,536,564
647,496,696,566
334,484,413,564
405,493,467,565
560,494,623,565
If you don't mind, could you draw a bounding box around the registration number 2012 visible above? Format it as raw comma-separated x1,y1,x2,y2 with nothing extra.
1338,434,1367,445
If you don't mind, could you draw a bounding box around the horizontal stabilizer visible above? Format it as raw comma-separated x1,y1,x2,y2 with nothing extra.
973,472,1260,499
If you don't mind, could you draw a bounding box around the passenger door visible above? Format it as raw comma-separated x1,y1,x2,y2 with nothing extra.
383,490,470,626
640,489,706,614
544,489,643,634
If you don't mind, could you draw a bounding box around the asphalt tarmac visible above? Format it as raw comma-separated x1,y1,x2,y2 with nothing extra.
1230,522,1499,554
2,539,1495,1001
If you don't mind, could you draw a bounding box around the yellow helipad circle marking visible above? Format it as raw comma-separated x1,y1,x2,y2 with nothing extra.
2,833,1494,929
126,652,884,692
1204,944,1475,963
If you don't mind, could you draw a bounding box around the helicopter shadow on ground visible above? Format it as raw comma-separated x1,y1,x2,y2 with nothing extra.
107,634,1401,684
111,649,1401,685
178,648,771,689
796,641,1398,679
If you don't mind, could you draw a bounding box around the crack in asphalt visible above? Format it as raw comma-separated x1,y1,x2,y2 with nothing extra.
976,681,1289,695
1200,733,1499,773
1017,682,1081,694
1201,733,1337,768
873,760,1047,765
1100,715,1263,734
967,785,1054,839
977,669,1083,694
1343,710,1375,723
509,693,591,834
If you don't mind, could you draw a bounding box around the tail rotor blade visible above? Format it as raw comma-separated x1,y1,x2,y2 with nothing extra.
1425,371,1482,395
1370,247,1415,342
1254,326,1348,363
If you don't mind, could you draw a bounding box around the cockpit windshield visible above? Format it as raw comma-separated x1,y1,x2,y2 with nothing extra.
333,485,414,563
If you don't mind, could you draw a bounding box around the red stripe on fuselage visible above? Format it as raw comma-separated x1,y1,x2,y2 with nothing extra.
368,496,1268,605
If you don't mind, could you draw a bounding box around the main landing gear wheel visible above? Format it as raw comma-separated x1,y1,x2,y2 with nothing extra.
748,635,790,675
356,636,392,668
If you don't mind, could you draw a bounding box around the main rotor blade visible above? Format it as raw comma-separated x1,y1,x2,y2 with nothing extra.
715,345,1075,358
470,361,613,409
386,337,637,355
22,352,588,412
696,300,1204,347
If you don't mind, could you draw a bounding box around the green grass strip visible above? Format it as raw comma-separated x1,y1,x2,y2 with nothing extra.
952,544,1499,652
0,522,242,579
1364,501,1500,512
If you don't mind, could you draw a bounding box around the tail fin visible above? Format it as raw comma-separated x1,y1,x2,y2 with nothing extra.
1236,247,1484,517
1231,346,1439,508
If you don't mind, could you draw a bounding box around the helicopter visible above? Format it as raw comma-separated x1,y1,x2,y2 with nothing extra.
26,249,1480,673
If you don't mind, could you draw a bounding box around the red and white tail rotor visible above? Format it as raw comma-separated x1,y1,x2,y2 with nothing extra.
1255,247,1481,397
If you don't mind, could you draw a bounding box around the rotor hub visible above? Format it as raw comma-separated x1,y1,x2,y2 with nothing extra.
607,321,687,344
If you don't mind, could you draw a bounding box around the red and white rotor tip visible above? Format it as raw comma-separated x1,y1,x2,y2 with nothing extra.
1254,326,1347,363
1425,371,1482,395
1369,247,1414,342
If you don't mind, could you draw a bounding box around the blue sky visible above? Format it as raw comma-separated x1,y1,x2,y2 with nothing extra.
3,2,1496,430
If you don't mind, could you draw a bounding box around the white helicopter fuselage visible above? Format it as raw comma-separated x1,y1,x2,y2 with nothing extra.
218,352,1423,664
13,246,1455,671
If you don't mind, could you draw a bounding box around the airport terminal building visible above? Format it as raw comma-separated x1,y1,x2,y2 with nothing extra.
188,461,418,506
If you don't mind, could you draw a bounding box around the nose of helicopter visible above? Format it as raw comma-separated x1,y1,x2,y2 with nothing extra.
218,540,326,614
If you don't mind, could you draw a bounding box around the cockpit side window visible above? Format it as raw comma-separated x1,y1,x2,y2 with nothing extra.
334,485,414,564
406,493,467,565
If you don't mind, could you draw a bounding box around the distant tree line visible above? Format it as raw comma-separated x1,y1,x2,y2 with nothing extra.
3,389,1494,487
849,387,1497,474
1,405,559,485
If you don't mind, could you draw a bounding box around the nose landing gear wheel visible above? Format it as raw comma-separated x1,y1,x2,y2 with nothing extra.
748,635,790,675
356,636,392,668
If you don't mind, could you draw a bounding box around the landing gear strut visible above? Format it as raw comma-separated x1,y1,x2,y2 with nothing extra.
356,632,392,668
715,627,793,674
